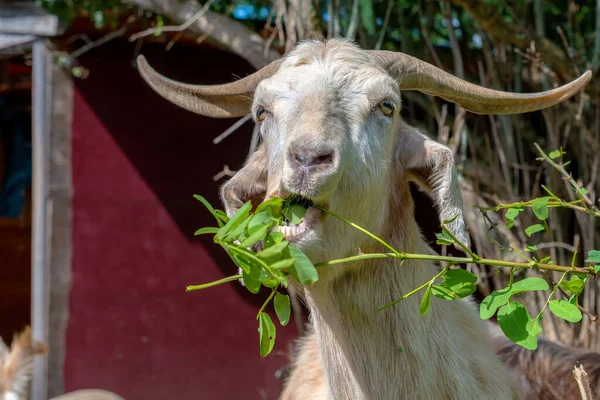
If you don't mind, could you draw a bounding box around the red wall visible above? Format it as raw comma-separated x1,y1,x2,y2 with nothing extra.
67,42,298,400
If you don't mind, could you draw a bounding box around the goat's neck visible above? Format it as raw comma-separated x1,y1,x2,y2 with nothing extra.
304,210,517,400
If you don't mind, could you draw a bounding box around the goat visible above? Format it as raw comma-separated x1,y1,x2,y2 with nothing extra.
137,39,591,400
0,326,125,400
278,323,600,399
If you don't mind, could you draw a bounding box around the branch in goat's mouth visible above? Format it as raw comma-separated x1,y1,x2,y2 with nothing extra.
275,195,317,238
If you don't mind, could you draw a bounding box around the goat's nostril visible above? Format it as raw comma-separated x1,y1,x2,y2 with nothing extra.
293,150,334,168
315,153,333,165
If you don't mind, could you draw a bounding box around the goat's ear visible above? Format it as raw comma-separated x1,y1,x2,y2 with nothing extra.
397,123,468,246
220,146,268,216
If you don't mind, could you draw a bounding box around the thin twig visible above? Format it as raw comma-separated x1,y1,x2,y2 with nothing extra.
573,364,594,400
71,15,136,59
213,165,236,181
129,0,215,42
213,114,253,144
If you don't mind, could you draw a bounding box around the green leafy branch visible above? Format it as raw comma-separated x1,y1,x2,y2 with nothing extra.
187,145,599,356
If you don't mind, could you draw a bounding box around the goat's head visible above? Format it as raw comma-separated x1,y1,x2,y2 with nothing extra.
138,39,590,273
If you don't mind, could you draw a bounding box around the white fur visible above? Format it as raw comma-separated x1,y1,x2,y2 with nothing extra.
220,39,518,400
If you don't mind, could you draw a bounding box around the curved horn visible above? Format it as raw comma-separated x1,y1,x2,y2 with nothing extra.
136,56,283,118
370,51,591,115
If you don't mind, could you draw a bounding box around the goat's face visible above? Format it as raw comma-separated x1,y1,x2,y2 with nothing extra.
137,39,591,272
246,43,402,261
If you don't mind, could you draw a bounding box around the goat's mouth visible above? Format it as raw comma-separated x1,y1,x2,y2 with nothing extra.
273,195,325,241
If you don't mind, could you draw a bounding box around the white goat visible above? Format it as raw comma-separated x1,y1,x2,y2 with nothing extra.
137,39,591,400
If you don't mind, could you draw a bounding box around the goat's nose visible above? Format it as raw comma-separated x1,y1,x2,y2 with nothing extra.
291,148,334,169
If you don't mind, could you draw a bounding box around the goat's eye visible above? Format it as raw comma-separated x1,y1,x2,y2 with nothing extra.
379,100,395,116
256,107,268,122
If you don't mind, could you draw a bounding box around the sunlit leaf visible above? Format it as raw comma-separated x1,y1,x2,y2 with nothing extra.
480,277,549,319
274,293,291,326
240,225,268,248
283,202,308,225
258,241,289,264
585,250,600,264
525,224,545,237
559,276,585,295
248,211,276,231
432,269,477,300
194,194,225,227
288,245,319,285
505,207,524,228
271,258,295,270
497,302,540,350
256,198,284,218
420,286,432,316
549,150,562,159
549,300,582,323
532,197,550,221
216,201,252,240
194,227,219,236
240,256,261,294
435,232,454,245
258,312,276,357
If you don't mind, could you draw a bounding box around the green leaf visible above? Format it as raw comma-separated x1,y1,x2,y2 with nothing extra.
525,224,545,237
435,232,454,245
505,207,523,220
214,210,230,224
271,258,295,270
549,300,582,323
248,211,276,231
525,245,538,252
258,241,289,264
154,15,164,36
194,194,225,227
480,287,512,319
260,271,279,288
240,256,261,294
585,250,600,264
266,231,285,247
549,150,562,159
560,276,585,295
359,0,376,35
288,245,319,285
258,312,276,357
420,286,432,316
510,277,550,292
532,197,550,221
224,216,251,243
579,187,589,195
256,198,284,218
194,227,219,236
480,277,549,319
432,269,477,300
505,207,524,228
216,201,252,241
240,225,268,248
282,202,308,225
274,293,291,326
497,302,540,350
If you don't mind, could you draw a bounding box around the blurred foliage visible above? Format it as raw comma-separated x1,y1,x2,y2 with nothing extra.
37,0,600,67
